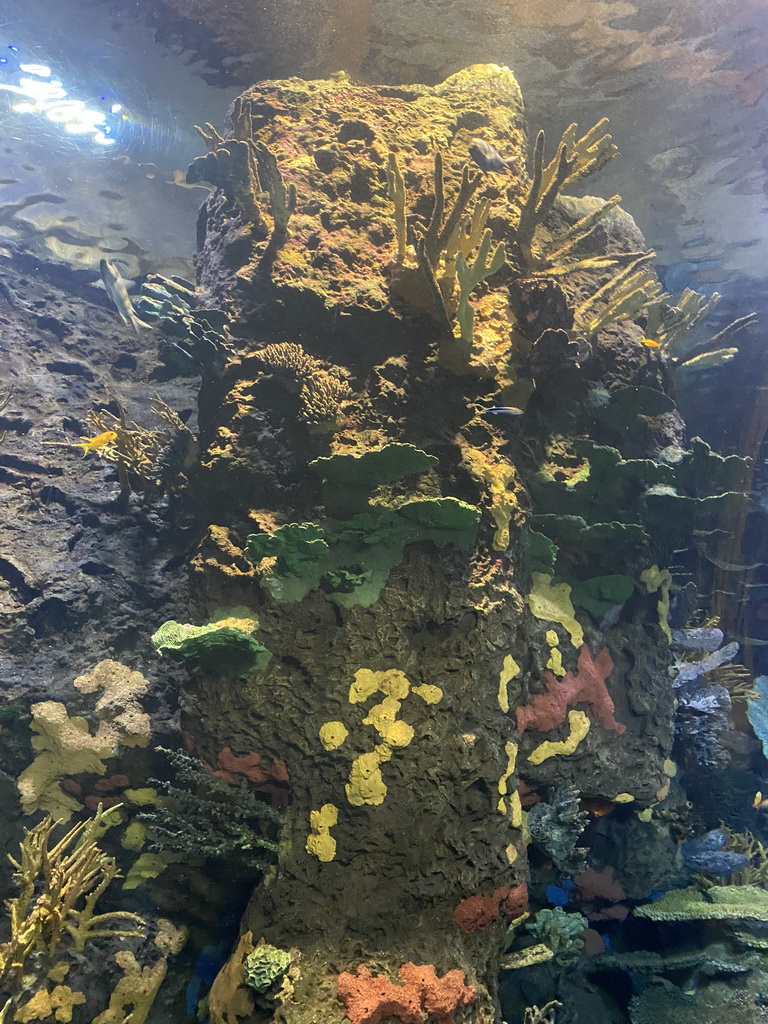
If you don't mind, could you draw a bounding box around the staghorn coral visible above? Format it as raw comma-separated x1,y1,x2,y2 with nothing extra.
506,120,619,276
140,747,282,870
573,252,662,340
0,806,146,1005
527,785,588,875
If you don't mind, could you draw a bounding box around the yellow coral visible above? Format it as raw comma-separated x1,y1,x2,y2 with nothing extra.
545,630,564,676
14,987,85,1023
92,920,186,1024
498,655,520,714
318,721,349,750
527,573,583,648
18,661,151,820
306,803,339,862
412,684,443,704
346,750,388,807
641,565,672,643
498,741,517,803
462,448,519,550
349,668,410,703
527,710,590,765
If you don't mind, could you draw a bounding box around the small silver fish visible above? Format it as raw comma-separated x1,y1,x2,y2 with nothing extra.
99,259,151,334
468,139,518,174
485,406,524,416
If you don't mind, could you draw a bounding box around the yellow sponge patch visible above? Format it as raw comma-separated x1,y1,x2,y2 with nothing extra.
306,803,339,862
349,668,410,703
498,655,520,713
527,710,590,764
641,565,672,643
319,721,349,750
412,683,443,704
346,751,388,806
527,573,583,648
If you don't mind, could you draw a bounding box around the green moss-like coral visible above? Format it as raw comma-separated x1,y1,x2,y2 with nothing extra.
151,613,271,674
246,499,479,606
310,443,438,513
243,945,292,993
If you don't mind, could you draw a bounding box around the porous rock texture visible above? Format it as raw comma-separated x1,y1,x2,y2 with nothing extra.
179,64,682,1024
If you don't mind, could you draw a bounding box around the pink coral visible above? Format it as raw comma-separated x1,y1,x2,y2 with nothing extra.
337,966,423,1024
503,882,528,920
452,888,509,933
573,866,625,904
515,645,625,734
398,964,476,1024
337,964,476,1024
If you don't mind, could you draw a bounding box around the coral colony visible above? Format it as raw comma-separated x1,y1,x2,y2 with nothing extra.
3,58,768,1024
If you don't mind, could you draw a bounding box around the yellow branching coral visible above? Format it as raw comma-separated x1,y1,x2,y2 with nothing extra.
527,573,583,648
0,806,146,1004
527,710,590,765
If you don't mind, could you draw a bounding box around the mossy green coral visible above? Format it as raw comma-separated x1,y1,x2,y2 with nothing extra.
151,611,272,673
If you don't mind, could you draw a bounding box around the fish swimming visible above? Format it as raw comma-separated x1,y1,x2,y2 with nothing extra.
72,430,117,456
641,338,661,349
484,406,524,416
99,259,151,335
468,139,518,174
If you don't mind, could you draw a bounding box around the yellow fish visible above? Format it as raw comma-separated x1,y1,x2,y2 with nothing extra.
73,430,117,456
641,338,661,349
753,791,768,810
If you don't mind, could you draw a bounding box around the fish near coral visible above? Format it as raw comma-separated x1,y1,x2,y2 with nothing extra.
72,430,117,456
641,338,661,349
100,259,151,334
468,138,519,174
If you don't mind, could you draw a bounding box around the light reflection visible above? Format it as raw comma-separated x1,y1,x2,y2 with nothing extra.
0,46,119,145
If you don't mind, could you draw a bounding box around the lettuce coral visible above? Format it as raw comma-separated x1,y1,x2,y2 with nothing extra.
151,613,272,672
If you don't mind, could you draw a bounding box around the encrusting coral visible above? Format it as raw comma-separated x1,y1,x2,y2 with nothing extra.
17,661,151,821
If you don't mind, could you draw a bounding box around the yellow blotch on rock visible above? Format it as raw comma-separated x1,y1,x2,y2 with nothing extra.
15,987,86,1023
613,793,635,804
505,843,518,864
346,750,388,806
637,808,654,822
412,683,443,704
498,741,522,825
123,851,173,890
462,447,520,551
319,720,349,750
121,821,147,851
349,668,410,704
527,710,590,765
497,655,520,714
306,803,339,862
663,758,677,777
641,565,673,643
545,630,564,676
527,573,583,648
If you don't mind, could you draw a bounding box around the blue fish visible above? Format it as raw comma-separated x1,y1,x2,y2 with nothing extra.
468,139,518,174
